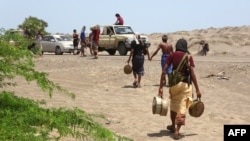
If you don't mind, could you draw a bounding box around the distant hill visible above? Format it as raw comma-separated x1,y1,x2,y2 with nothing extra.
147,25,250,56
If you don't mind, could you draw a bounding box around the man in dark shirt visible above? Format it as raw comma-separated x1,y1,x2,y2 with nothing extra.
127,34,151,88
199,40,209,56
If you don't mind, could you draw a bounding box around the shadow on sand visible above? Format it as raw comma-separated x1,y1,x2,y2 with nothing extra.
147,130,198,140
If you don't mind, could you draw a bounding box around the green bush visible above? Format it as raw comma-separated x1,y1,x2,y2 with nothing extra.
0,29,133,141
0,92,132,141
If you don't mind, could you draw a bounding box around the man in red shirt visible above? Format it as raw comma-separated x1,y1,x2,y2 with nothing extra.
91,25,100,59
114,13,124,25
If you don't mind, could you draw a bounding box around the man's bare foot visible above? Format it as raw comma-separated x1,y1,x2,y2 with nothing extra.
173,133,181,140
167,125,175,133
136,84,141,88
133,80,138,86
163,80,166,85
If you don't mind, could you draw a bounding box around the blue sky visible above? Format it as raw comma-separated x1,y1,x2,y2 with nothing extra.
1,0,250,34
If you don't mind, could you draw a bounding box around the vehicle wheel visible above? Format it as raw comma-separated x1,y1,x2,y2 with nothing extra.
118,42,127,55
55,46,62,55
98,47,104,52
107,49,116,55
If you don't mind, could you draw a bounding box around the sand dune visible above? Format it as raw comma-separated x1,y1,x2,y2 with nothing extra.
148,25,250,57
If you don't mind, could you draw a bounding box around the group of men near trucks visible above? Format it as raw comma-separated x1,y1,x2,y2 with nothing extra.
72,13,124,59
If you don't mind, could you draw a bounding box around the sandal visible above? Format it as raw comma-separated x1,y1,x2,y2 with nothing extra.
173,133,183,140
166,125,175,133
133,80,138,86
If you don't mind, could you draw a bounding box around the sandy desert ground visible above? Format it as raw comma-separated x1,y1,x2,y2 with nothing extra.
5,25,250,141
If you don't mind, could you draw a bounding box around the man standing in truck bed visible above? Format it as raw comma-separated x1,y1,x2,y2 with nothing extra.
150,34,173,86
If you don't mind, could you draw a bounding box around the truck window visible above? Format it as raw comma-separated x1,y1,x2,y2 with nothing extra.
107,27,114,35
114,26,134,34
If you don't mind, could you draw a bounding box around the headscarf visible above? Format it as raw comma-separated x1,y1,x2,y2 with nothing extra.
90,25,100,31
175,38,190,54
134,32,140,44
95,24,100,30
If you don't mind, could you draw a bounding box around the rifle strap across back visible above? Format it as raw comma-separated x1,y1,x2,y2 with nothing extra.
176,54,187,71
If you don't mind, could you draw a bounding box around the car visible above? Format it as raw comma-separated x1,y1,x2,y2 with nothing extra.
40,34,80,55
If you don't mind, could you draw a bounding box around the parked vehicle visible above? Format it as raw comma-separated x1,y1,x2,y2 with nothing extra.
89,25,151,56
41,34,80,55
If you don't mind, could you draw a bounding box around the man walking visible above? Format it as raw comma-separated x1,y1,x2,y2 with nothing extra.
151,34,173,86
